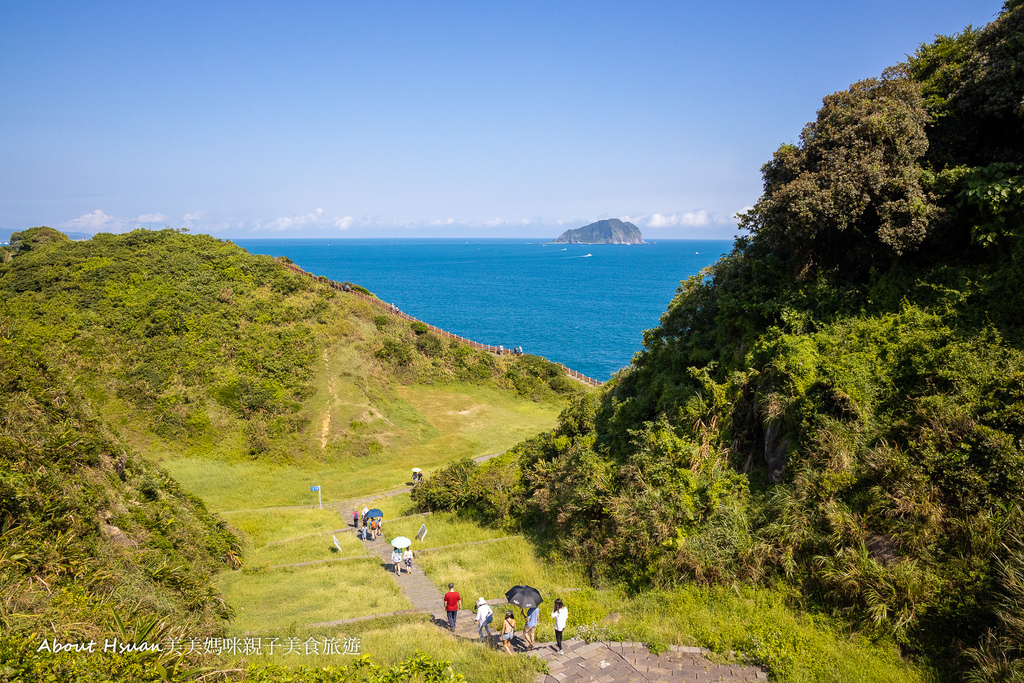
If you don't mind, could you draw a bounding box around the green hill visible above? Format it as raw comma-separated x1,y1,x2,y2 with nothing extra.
552,219,644,244
0,227,577,681
416,4,1024,680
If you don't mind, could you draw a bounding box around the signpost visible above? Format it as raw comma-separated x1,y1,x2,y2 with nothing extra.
311,485,321,509
416,524,428,542
333,535,342,552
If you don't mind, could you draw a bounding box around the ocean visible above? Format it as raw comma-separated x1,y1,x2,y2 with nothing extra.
235,238,734,381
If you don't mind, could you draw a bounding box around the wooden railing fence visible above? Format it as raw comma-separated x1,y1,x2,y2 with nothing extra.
281,262,603,387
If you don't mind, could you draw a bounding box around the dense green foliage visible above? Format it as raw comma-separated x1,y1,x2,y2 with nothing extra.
371,309,578,399
0,310,240,680
1,229,326,452
415,5,1024,679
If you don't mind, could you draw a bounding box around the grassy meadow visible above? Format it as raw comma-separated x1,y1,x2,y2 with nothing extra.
217,559,410,633
160,382,562,511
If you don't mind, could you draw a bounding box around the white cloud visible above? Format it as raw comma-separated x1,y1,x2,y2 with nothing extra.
642,210,711,228
428,218,455,226
733,205,755,219
135,213,167,223
63,209,116,230
182,211,205,224
482,218,505,228
258,208,327,232
335,216,354,230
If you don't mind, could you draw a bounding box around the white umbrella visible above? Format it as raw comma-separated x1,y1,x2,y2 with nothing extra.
412,468,422,473
391,536,413,548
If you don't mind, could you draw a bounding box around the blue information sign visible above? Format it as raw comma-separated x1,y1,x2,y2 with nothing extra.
311,485,320,491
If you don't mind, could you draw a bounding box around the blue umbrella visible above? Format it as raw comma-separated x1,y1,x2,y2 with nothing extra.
366,508,383,518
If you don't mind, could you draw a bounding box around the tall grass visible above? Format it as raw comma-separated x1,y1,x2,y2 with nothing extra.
218,560,410,632
413,531,928,683
224,618,543,683
249,534,369,568
356,493,417,521
382,512,507,551
226,508,348,545
614,587,928,683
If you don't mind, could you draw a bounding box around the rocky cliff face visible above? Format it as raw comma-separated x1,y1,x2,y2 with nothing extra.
553,219,644,244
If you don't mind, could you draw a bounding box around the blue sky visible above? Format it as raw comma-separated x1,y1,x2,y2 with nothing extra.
0,1,1006,239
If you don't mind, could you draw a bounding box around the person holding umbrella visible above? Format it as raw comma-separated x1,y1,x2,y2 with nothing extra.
524,604,539,650
366,508,383,540
504,585,541,653
391,536,413,574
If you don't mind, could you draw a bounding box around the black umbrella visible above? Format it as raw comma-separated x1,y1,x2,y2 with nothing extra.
505,585,543,610
366,508,383,518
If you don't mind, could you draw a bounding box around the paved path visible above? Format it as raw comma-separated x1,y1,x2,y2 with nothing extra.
354,526,485,637
524,639,766,683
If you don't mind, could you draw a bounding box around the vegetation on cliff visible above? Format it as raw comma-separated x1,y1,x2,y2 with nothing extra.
416,4,1024,679
0,314,241,680
552,218,645,244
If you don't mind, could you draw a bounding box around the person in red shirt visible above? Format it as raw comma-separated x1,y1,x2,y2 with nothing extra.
443,583,462,632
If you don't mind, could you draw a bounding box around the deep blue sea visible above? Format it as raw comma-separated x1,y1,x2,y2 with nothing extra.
235,239,733,381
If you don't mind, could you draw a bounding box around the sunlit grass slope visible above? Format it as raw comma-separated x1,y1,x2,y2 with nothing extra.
164,383,561,511
217,560,410,632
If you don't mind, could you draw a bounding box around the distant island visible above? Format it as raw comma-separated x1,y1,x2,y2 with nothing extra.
552,219,644,244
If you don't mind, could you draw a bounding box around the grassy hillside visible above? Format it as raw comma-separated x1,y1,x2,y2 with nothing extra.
0,227,575,681
0,318,241,681
413,4,1024,680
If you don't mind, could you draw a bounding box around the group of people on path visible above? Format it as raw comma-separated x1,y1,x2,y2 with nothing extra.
353,506,382,540
443,584,569,656
352,505,415,574
496,345,525,355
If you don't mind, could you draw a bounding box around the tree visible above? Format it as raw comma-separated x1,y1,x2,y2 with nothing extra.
741,76,934,278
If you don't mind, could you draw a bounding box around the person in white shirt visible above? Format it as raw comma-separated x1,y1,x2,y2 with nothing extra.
391,548,403,575
475,598,494,642
551,598,568,654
